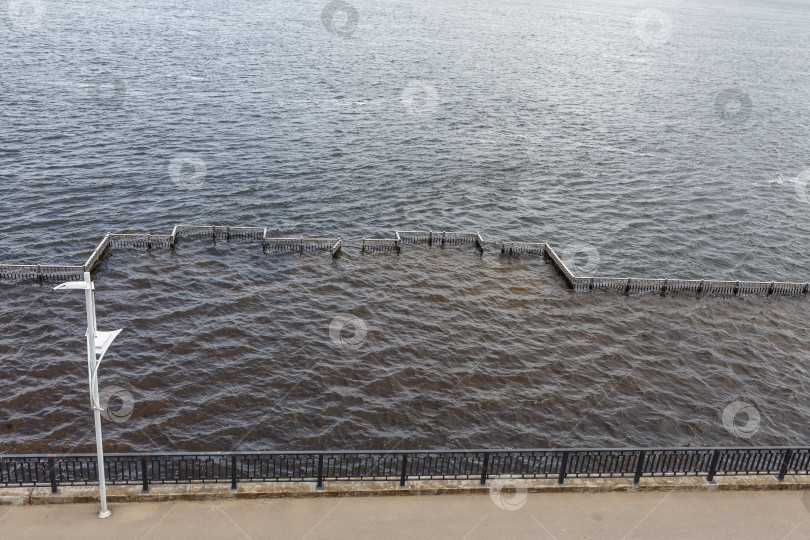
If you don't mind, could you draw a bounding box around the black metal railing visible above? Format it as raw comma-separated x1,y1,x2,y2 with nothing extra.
1,447,808,493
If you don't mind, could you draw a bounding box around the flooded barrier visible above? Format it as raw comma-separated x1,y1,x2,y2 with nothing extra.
397,230,485,251
264,237,341,255
361,235,400,252
1,225,809,298
0,264,86,283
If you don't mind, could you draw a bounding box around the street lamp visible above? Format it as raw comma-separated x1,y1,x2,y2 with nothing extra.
54,271,122,519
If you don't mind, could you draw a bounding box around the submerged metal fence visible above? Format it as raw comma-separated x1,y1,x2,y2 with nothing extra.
0,225,342,283
2,225,809,298
395,230,485,251
500,241,810,298
1,447,808,492
0,265,86,282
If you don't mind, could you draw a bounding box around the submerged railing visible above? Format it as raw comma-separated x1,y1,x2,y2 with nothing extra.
500,241,810,297
1,225,809,298
1,447,808,492
0,225,342,283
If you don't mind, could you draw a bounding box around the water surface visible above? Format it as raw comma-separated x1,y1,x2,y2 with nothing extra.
1,0,809,452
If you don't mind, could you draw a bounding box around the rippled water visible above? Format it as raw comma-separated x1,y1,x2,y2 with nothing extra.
2,0,810,452
3,243,810,453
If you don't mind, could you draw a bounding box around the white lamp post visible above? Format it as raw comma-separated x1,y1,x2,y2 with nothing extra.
54,271,122,519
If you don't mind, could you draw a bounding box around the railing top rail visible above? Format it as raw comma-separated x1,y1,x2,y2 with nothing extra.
107,233,172,237
395,230,480,236
2,446,807,459
267,237,339,241
584,275,807,286
0,264,85,269
173,225,265,230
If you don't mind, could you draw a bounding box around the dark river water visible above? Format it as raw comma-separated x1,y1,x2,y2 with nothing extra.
1,0,810,453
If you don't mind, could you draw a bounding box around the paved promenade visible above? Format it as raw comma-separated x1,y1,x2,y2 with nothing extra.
2,490,809,539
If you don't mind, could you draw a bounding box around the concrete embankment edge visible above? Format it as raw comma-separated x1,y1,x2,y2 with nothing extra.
2,475,810,506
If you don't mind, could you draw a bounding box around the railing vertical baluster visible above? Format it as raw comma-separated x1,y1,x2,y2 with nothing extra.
231,455,238,490
777,449,794,481
707,450,721,483
633,451,646,484
141,457,149,493
479,453,490,486
316,454,324,490
399,453,408,487
48,456,58,494
558,451,569,485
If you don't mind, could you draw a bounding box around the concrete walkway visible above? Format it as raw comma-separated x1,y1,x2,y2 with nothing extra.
2,490,810,539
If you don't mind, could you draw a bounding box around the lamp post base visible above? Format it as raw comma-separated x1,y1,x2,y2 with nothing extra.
98,509,111,519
